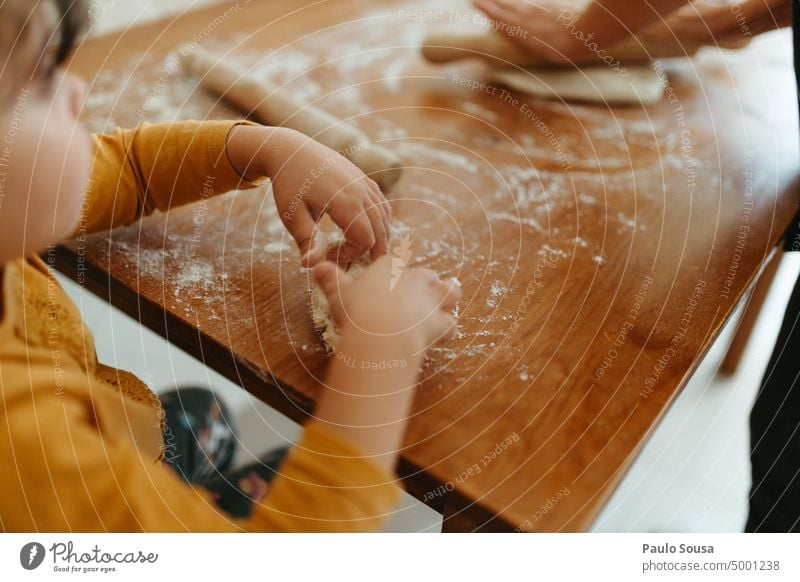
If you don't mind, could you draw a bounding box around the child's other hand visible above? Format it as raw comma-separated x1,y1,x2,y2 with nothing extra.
312,256,461,360
312,257,460,469
265,128,391,267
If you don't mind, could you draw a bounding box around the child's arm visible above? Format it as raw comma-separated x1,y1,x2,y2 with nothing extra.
311,257,461,471
0,368,399,532
0,257,459,532
80,121,390,265
80,121,260,233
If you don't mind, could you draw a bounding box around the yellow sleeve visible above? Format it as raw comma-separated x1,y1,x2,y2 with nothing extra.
0,356,401,532
79,120,264,235
247,422,403,532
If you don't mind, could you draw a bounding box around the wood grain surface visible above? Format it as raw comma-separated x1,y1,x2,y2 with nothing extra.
57,0,800,531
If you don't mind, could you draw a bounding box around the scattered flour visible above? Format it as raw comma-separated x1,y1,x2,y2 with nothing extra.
485,280,508,308
395,142,480,174
463,101,500,123
263,240,293,254
487,211,544,232
80,6,685,378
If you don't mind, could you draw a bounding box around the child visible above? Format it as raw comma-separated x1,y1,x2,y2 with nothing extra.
0,0,460,532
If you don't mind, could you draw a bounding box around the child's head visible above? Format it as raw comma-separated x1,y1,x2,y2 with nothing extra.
0,0,91,263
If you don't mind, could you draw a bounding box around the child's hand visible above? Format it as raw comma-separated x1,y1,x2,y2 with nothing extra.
313,256,461,360
227,125,391,267
311,256,460,470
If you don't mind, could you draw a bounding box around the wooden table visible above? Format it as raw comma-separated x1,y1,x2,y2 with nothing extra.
58,0,800,531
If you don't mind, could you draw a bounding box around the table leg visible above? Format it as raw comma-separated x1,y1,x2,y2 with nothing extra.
720,249,783,375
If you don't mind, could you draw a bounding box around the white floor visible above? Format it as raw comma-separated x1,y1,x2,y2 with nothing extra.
73,0,800,532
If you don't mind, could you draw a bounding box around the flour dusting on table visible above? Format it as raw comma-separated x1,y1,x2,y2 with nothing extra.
81,2,713,380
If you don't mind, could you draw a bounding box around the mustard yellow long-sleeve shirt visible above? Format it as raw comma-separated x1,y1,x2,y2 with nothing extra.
0,121,400,532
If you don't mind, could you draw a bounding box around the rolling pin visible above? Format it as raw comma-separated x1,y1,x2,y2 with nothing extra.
422,30,750,67
182,47,402,191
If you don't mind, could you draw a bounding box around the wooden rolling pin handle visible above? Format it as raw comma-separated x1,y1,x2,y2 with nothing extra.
182,47,402,191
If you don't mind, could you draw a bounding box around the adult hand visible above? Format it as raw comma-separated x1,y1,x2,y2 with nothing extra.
472,0,594,64
641,0,791,48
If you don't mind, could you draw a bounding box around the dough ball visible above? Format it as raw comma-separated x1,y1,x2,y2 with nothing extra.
309,259,368,353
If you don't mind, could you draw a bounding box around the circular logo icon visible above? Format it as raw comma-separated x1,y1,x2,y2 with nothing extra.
19,542,46,570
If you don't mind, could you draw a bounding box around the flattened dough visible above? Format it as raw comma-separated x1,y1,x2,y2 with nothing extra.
492,64,664,106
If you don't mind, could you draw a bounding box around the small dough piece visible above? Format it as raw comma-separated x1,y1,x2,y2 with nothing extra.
310,260,368,353
492,64,664,106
